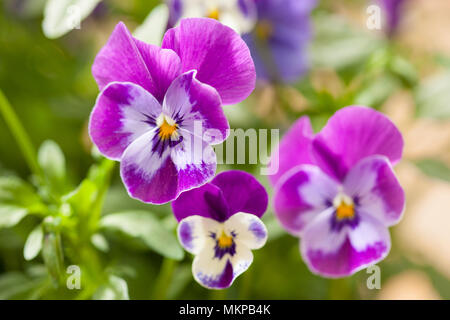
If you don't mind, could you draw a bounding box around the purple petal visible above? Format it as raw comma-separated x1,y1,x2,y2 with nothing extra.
170,132,217,200
89,82,161,160
120,130,179,204
344,155,405,227
311,106,404,181
273,165,338,235
162,18,256,105
92,22,181,102
269,116,315,187
163,71,229,144
172,183,230,222
193,255,234,289
211,170,268,218
301,211,390,278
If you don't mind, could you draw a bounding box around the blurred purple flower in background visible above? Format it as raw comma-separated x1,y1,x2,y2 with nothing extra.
378,0,406,36
173,171,268,289
270,106,405,277
242,0,316,84
166,0,257,34
89,19,255,204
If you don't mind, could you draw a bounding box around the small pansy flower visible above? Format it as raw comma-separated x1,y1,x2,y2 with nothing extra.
242,0,316,83
173,171,268,289
89,19,255,204
270,106,405,277
167,0,257,34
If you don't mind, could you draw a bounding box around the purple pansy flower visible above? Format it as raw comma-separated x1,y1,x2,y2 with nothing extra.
242,0,316,83
173,171,268,289
166,0,257,34
89,19,255,204
377,0,405,36
270,106,405,277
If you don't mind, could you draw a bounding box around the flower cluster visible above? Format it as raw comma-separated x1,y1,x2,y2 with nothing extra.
173,170,268,289
89,18,255,204
270,106,405,277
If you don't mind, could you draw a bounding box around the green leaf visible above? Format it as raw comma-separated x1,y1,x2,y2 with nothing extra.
93,275,129,300
100,211,184,260
133,4,169,45
0,205,28,228
0,176,41,208
0,271,45,299
416,72,450,119
91,233,109,252
42,0,102,39
415,159,450,183
42,219,65,285
63,179,98,217
354,74,400,108
24,224,44,261
310,13,382,71
38,140,67,192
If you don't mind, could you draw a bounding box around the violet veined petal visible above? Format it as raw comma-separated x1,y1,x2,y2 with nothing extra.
224,212,267,250
170,131,217,200
229,242,253,282
311,106,404,182
301,210,390,278
211,170,268,218
273,165,338,235
177,215,220,254
162,18,256,105
120,130,179,204
163,71,229,144
172,183,230,222
92,22,182,102
89,82,162,160
344,155,405,227
193,241,235,289
269,116,315,187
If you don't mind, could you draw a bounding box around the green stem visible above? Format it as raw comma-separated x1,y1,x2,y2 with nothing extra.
152,258,177,300
0,89,42,178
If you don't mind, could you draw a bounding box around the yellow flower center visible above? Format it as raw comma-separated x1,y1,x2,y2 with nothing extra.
336,202,355,220
217,231,233,248
255,20,273,41
207,8,220,20
333,192,355,220
157,114,178,140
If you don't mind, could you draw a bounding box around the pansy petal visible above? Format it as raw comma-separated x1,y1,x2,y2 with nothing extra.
92,22,152,92
269,116,315,186
224,212,267,249
344,155,405,227
162,18,256,105
229,243,254,281
273,165,338,235
172,183,230,222
177,215,220,254
302,211,390,278
311,106,404,181
92,22,182,102
163,71,229,144
211,170,268,217
120,130,178,204
193,241,234,289
89,82,161,160
171,131,217,201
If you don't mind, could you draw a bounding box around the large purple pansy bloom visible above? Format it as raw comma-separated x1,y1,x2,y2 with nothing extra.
270,106,405,278
89,19,255,204
242,0,316,83
173,171,268,289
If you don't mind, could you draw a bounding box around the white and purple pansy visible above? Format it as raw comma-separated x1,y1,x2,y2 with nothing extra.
270,106,405,278
89,19,255,204
173,171,268,289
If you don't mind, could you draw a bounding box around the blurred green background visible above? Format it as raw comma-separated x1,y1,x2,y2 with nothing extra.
0,0,449,300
